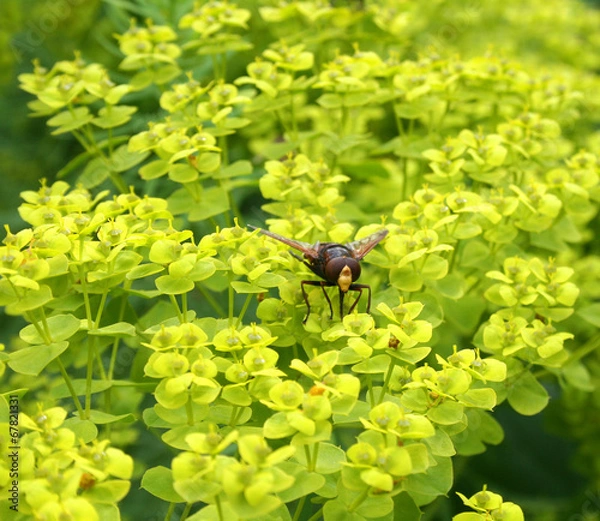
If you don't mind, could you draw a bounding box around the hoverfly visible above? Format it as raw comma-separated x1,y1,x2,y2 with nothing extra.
249,225,388,323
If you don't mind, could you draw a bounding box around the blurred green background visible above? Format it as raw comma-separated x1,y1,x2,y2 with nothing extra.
1,1,599,520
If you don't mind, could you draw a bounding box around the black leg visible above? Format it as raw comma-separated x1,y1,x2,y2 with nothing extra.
320,282,335,319
339,287,345,319
347,284,371,314
347,287,362,315
300,280,335,323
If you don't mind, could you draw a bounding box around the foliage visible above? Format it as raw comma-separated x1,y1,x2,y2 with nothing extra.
1,1,600,520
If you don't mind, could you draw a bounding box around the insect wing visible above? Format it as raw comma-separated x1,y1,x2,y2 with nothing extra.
248,225,320,259
346,229,389,260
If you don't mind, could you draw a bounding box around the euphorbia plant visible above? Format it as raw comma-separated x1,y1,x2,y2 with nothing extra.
1,1,600,520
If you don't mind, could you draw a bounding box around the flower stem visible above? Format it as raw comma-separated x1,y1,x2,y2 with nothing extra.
179,503,192,521
348,487,370,513
292,495,307,521
163,503,176,521
169,294,184,323
56,357,84,417
378,357,396,404
306,507,324,521
235,293,253,328
215,496,225,521
198,284,227,317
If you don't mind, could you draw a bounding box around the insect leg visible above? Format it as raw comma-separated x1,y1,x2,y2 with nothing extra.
348,284,371,314
321,281,335,319
300,280,334,323
339,287,345,319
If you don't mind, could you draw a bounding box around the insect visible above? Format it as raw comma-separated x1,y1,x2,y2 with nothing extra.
249,225,388,323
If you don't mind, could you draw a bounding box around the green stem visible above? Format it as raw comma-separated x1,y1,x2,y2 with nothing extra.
292,495,307,521
181,292,188,323
215,496,225,521
169,294,184,323
108,282,131,380
78,265,93,330
164,503,176,521
367,375,375,406
228,405,239,427
198,284,227,317
179,503,193,521
289,92,298,142
378,357,396,404
81,123,128,194
568,333,600,364
235,294,253,328
348,487,370,513
85,335,96,418
56,357,85,416
306,507,324,521
94,289,108,328
304,445,314,472
312,442,320,469
186,397,194,426
340,104,349,137
228,274,235,326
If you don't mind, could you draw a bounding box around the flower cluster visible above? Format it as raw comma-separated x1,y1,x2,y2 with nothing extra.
14,406,132,521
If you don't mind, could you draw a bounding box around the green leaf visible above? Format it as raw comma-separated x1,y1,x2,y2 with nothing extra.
84,480,131,503
6,285,53,314
404,455,453,505
110,144,149,172
427,400,464,425
83,409,136,425
222,385,252,406
388,347,431,365
355,495,394,519
140,160,170,180
390,267,423,292
88,322,136,337
92,105,137,129
432,273,465,299
141,466,185,503
51,378,113,399
453,514,484,521
62,417,97,443
421,254,448,281
155,275,195,295
507,373,549,415
277,461,326,502
392,492,423,521
196,152,221,173
352,354,390,374
94,504,121,521
230,281,267,294
187,503,239,521
48,107,94,134
457,388,497,410
169,163,199,183
577,303,600,327
8,341,69,376
188,187,230,221
214,160,253,179
293,442,345,474
317,93,343,109
79,157,110,189
126,263,165,280
323,499,366,521
20,313,80,344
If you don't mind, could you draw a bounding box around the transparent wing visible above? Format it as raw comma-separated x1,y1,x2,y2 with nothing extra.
346,229,389,260
248,225,320,259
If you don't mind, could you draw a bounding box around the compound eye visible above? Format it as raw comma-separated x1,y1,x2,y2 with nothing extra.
324,258,361,284
324,257,347,283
